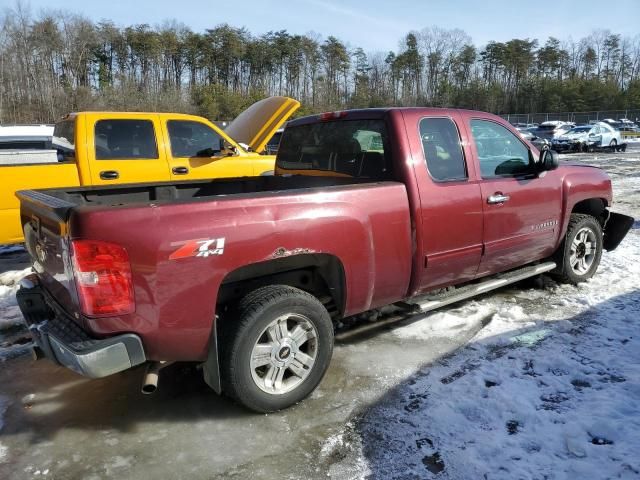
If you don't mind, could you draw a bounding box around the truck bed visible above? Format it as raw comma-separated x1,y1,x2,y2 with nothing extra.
17,174,413,361
18,175,384,215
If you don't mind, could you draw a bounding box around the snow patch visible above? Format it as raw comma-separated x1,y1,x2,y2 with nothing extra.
0,267,31,333
393,305,495,340
0,396,9,463
352,228,640,478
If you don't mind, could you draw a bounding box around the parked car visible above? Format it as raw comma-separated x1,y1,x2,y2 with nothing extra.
532,121,573,141
0,96,300,244
16,107,633,412
552,123,624,152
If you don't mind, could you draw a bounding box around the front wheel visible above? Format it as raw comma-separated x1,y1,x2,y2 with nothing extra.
552,214,603,285
220,285,334,412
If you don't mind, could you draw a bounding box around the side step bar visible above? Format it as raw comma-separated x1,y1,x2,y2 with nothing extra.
401,261,557,313
335,261,556,341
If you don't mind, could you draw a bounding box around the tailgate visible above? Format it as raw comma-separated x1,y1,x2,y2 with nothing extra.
16,190,83,323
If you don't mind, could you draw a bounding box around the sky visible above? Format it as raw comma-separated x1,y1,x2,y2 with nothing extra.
8,0,640,52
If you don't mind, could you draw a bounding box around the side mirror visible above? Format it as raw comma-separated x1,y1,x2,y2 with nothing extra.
538,148,559,172
220,139,239,157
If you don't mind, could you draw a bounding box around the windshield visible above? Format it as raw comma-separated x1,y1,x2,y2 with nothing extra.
277,119,390,179
568,127,591,133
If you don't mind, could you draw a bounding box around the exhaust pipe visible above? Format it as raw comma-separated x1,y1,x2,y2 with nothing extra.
141,361,171,394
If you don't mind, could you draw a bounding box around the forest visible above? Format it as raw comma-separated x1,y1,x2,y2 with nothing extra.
1,3,640,124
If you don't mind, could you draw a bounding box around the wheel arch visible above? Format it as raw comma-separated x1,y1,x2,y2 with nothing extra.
216,253,346,317
203,254,346,394
570,197,608,222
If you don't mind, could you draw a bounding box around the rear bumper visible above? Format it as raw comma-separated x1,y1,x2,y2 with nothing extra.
16,275,146,378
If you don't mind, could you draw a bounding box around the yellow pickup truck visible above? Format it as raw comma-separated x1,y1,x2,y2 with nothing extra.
0,96,299,244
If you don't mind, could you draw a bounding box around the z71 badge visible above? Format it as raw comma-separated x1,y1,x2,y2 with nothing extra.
169,238,225,260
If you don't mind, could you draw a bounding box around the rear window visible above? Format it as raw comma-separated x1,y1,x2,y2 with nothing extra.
276,119,390,179
53,119,75,162
94,119,159,160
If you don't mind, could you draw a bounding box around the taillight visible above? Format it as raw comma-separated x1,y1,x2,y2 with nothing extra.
71,240,135,317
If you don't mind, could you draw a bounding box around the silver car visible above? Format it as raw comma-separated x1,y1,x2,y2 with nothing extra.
552,123,623,152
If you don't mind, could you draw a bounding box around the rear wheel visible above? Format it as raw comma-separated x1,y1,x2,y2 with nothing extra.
609,139,617,152
220,285,334,412
552,214,603,285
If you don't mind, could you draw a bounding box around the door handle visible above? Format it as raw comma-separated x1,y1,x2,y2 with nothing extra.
99,170,119,180
172,166,189,175
487,193,510,204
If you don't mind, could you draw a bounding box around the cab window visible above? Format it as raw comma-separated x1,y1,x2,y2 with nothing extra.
420,118,467,181
95,120,159,160
277,119,390,180
470,120,532,178
167,120,222,158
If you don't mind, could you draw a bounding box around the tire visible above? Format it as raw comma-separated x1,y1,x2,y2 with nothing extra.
609,139,617,152
552,214,603,285
220,285,334,413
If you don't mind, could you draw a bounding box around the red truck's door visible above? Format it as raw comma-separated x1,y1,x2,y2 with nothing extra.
404,111,484,292
464,117,562,276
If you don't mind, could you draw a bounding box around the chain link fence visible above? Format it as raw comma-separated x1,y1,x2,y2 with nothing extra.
500,110,640,125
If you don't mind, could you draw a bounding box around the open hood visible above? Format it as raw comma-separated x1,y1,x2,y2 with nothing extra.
224,96,300,153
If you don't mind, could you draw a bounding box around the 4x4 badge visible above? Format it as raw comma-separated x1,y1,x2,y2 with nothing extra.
169,238,225,260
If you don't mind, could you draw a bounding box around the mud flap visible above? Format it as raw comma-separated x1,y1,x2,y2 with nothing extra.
603,212,635,251
203,319,222,394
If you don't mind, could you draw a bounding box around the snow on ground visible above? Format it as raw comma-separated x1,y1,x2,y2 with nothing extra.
0,266,31,333
0,395,9,463
0,247,32,361
326,156,640,479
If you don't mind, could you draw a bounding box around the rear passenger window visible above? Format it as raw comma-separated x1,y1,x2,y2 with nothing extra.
470,120,531,178
420,118,467,181
95,120,159,160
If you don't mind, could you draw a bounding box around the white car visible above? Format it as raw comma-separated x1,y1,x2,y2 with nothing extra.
552,123,623,152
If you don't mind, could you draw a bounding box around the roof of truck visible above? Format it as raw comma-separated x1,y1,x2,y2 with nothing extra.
287,107,506,127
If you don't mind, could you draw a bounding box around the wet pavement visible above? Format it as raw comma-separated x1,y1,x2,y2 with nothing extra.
0,309,489,479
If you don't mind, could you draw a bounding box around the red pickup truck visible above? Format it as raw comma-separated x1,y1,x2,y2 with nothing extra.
16,108,634,412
